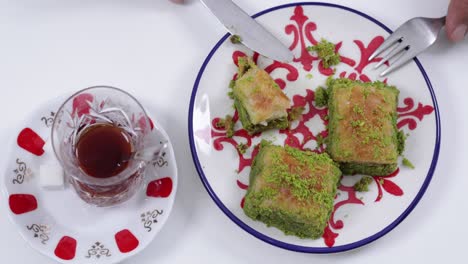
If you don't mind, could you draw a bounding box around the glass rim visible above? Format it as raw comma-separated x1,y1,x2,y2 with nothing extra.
51,85,151,186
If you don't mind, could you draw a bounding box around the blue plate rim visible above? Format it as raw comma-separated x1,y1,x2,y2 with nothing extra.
188,1,441,254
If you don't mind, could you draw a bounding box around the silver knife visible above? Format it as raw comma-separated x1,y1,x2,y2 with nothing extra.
200,0,294,63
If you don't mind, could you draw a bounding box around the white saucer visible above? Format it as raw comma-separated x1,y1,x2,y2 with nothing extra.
2,96,178,263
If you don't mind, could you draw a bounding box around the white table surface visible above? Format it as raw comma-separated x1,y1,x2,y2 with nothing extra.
0,0,466,263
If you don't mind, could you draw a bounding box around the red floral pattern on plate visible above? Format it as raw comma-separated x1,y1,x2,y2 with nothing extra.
373,168,403,202
280,89,328,151
323,184,364,247
202,5,436,248
397,98,435,130
286,5,319,71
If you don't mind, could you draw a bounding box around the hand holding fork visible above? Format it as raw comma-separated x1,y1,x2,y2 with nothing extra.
371,0,467,76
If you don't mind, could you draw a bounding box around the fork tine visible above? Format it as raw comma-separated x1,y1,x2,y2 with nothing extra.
369,33,402,61
380,49,417,76
374,42,408,69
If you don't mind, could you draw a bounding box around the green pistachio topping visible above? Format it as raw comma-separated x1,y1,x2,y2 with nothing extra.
230,34,242,44
354,176,373,192
315,86,329,107
307,39,341,68
289,106,305,121
236,142,248,154
224,115,235,138
402,157,415,169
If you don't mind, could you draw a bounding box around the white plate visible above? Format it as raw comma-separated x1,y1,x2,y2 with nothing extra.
189,2,440,253
2,96,178,263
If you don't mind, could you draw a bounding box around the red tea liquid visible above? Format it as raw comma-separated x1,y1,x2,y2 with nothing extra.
75,124,132,178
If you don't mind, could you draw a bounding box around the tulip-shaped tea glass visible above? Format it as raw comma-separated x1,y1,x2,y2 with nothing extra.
52,86,154,207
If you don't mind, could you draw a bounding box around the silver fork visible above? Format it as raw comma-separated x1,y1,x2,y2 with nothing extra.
370,16,446,76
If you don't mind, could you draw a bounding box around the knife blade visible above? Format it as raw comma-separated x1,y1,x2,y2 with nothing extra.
200,0,294,63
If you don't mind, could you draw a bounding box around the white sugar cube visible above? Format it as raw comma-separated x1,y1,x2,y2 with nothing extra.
43,140,54,155
39,164,64,189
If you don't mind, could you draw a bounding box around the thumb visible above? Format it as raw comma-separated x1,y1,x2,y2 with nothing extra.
446,0,468,42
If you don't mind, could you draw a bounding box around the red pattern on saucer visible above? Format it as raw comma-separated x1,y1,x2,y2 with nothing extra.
9,194,38,214
17,128,45,156
54,236,77,260
146,177,173,198
4,95,177,263
115,229,139,253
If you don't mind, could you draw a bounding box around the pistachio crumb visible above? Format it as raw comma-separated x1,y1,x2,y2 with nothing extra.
397,130,406,155
229,80,236,89
237,143,248,154
307,38,341,68
316,134,325,149
353,105,364,115
230,34,242,44
289,106,305,121
354,176,373,192
224,115,235,138
402,157,415,169
315,86,329,107
215,119,225,129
